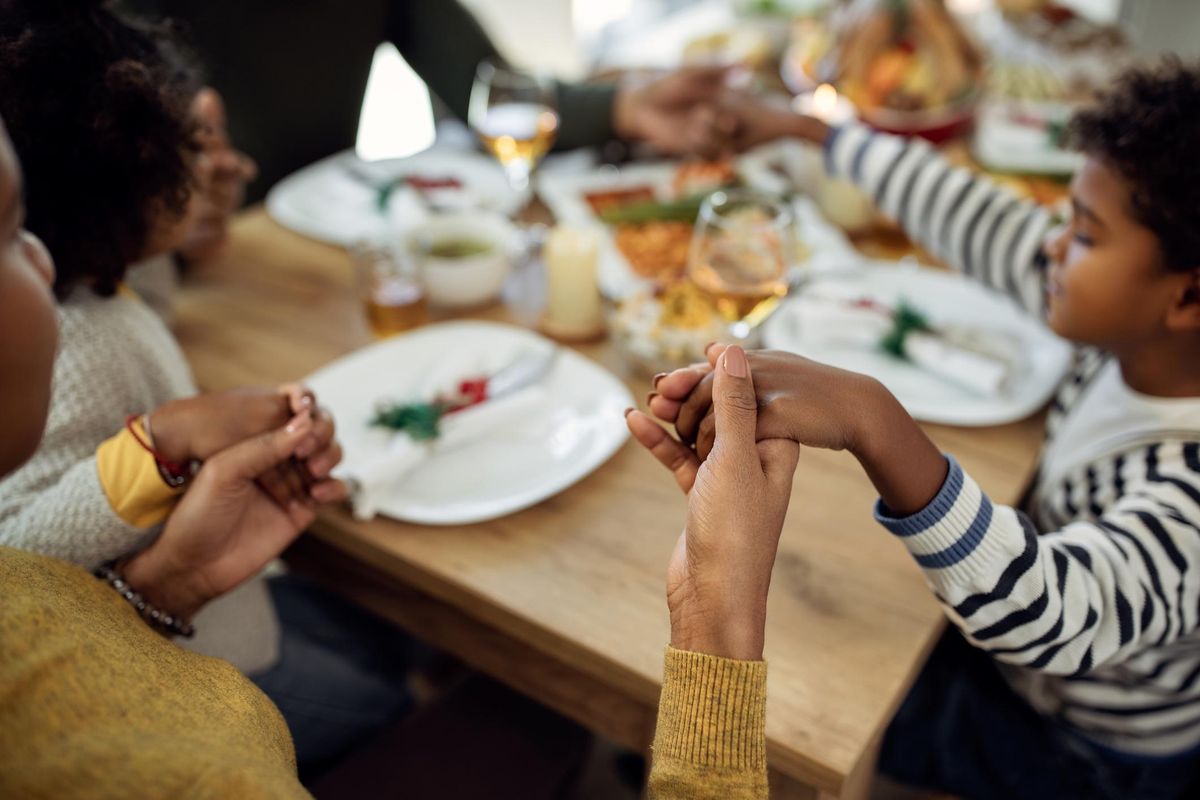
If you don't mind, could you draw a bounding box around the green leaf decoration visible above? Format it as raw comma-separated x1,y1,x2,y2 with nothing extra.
880,299,931,358
369,401,446,441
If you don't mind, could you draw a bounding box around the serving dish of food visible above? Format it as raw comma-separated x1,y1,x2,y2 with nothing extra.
782,0,984,141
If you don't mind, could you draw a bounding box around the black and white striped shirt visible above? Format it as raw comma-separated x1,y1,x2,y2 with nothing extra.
827,123,1200,756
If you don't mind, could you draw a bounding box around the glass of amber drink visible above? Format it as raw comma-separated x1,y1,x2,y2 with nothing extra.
469,59,559,196
687,190,796,329
352,241,428,337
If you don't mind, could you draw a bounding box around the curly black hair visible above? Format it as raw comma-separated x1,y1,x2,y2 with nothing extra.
1067,57,1200,273
0,0,200,298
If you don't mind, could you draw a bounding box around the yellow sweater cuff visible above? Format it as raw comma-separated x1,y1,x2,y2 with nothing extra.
648,646,769,799
95,421,183,529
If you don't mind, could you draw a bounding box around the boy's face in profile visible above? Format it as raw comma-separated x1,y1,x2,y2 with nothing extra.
1043,156,1192,350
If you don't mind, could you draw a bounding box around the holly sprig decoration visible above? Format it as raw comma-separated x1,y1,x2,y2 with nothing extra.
880,299,932,358
369,377,490,440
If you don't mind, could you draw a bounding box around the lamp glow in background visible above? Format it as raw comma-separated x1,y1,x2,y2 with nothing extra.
356,43,436,162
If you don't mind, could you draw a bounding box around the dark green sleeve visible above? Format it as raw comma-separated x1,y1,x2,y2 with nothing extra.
554,81,618,151
120,0,619,197
386,0,618,150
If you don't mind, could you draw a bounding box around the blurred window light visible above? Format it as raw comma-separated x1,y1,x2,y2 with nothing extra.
573,0,637,42
356,43,436,162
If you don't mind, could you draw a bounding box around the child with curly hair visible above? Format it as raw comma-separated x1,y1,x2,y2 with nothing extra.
0,0,415,776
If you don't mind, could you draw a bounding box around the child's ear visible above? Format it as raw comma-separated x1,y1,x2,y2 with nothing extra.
1166,268,1200,333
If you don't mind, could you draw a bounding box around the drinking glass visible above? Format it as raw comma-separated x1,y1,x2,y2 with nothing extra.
352,241,427,337
468,59,559,196
687,190,795,329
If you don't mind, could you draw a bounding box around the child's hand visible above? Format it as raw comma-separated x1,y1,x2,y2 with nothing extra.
654,345,889,461
613,67,738,158
148,385,333,468
646,344,949,516
717,92,833,152
655,345,799,660
120,409,349,622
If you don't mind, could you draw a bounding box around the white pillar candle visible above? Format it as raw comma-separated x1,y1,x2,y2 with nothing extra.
794,85,877,234
541,225,605,341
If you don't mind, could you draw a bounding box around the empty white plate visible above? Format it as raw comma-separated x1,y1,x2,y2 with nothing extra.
763,263,1074,426
305,321,633,525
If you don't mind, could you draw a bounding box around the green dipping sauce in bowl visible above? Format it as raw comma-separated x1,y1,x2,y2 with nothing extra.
426,238,494,260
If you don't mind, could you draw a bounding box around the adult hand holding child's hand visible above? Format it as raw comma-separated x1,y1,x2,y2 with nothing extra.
644,345,950,519
148,383,342,510
656,346,888,461
121,407,348,622
628,345,799,661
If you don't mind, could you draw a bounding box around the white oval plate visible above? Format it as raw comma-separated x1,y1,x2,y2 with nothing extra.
306,321,633,525
267,149,522,247
763,263,1073,427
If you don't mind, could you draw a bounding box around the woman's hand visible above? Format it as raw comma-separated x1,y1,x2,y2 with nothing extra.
630,346,799,661
120,410,348,621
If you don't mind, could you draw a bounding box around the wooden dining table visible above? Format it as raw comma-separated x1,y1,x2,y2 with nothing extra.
173,204,1046,799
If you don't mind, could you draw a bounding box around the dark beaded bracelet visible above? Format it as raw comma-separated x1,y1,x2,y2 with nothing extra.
94,561,195,638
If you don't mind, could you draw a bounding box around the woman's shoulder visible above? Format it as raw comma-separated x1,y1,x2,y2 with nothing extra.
0,545,303,798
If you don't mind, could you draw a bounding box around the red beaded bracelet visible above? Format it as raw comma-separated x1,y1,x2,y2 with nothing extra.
125,414,199,488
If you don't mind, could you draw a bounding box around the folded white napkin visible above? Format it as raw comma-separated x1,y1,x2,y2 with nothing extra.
345,387,546,520
795,293,1019,397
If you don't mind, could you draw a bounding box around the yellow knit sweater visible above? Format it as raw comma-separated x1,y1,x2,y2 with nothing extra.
650,647,770,799
0,546,306,800
0,546,769,798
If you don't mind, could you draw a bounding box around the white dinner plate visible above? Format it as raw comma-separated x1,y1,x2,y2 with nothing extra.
763,262,1074,426
267,149,522,247
305,321,633,525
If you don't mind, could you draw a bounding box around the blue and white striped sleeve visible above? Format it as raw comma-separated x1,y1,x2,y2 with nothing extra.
876,454,1200,676
824,123,1058,317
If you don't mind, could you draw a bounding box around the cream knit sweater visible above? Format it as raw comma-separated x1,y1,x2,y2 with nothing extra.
0,267,279,673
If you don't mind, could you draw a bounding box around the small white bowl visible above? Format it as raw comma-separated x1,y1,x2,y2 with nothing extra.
409,213,519,309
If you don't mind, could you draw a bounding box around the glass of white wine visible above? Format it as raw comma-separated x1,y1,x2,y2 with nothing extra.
687,191,795,333
469,59,559,197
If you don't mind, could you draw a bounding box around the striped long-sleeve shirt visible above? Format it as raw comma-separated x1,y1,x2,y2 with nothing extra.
826,123,1200,756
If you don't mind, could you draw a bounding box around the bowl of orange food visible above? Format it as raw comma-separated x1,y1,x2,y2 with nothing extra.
783,0,983,142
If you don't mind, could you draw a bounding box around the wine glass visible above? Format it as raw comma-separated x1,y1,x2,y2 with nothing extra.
469,59,559,198
687,190,796,335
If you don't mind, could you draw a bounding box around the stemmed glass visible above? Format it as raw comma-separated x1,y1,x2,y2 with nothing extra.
687,190,796,335
468,59,559,198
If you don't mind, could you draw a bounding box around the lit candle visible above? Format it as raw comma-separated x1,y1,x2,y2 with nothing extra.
541,225,605,341
792,83,857,126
